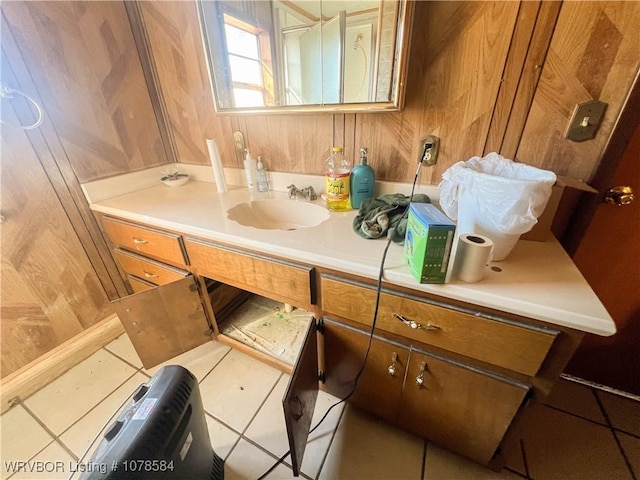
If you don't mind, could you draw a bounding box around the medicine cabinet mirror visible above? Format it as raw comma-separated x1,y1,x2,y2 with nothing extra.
198,0,414,114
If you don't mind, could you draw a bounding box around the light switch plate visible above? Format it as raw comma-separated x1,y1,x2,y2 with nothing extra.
565,100,607,142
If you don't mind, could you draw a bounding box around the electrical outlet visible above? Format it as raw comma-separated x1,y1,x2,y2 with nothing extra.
233,131,246,152
419,135,440,166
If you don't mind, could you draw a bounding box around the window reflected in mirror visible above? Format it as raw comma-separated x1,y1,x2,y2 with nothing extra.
198,0,413,114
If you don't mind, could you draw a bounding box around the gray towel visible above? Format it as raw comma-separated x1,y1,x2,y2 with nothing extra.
353,193,431,244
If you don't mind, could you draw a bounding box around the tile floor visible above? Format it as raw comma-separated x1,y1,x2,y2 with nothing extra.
1,335,639,480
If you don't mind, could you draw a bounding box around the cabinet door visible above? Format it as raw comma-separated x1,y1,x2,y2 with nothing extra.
321,318,407,424
398,347,530,466
283,317,319,476
111,276,212,369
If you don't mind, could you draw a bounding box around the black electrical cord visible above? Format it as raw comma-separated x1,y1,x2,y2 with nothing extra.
257,162,424,480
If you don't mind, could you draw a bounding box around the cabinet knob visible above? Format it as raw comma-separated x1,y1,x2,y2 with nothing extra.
416,361,427,388
394,313,441,331
388,352,398,376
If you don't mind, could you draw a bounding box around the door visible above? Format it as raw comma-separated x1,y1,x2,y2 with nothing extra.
282,317,319,476
565,122,640,395
0,53,109,377
397,347,531,466
321,318,407,424
111,276,212,369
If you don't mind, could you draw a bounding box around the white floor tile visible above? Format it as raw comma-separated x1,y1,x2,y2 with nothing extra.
245,376,344,478
0,405,54,479
544,379,606,423
205,414,240,460
104,334,144,368
519,405,632,480
144,341,231,382
224,438,295,480
423,443,520,479
8,442,74,480
23,349,137,435
199,349,281,432
319,405,424,480
59,373,149,457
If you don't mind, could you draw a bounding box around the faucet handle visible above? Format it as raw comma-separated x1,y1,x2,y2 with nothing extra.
306,186,317,200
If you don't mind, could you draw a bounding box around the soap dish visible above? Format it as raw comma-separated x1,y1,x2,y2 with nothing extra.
161,173,190,187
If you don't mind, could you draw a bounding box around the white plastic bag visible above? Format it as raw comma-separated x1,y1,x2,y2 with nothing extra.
439,153,556,260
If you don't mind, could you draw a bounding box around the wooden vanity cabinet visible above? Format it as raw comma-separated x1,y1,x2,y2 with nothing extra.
101,217,213,368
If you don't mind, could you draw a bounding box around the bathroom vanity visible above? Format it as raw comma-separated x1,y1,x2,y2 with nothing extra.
86,172,615,473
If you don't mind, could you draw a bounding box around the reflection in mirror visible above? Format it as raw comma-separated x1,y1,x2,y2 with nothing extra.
198,0,413,113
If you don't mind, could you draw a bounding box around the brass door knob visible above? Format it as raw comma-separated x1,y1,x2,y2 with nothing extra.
604,186,634,206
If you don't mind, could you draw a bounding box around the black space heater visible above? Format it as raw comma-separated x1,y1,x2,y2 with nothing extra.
79,365,224,480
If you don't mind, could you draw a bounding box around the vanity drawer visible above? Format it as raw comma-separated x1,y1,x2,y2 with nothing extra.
103,217,187,267
321,276,558,376
184,238,315,310
115,249,188,286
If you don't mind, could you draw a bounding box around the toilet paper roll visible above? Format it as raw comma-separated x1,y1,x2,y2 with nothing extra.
452,233,493,283
206,138,227,193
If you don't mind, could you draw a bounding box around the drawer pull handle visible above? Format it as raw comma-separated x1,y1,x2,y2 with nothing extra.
388,352,398,376
132,237,148,245
416,361,427,388
394,313,441,331
143,271,159,279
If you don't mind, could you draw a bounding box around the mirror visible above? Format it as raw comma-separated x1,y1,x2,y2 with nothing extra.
198,0,413,114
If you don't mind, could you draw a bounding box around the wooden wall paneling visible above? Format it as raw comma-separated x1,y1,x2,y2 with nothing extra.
515,1,640,180
484,1,544,155
124,1,179,165
354,1,521,184
497,1,562,160
1,1,170,183
1,7,129,301
240,114,336,173
138,0,235,167
0,76,110,378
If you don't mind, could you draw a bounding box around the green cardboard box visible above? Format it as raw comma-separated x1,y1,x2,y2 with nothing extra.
404,203,456,283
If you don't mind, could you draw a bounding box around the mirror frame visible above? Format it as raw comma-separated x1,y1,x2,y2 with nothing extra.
197,0,415,115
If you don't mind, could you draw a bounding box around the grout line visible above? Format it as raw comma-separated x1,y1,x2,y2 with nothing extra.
18,399,79,463
314,401,348,480
519,438,532,479
102,345,145,372
593,389,638,480
197,346,234,385
420,440,427,479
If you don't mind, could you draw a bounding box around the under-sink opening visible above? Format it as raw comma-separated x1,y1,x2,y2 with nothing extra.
205,278,312,366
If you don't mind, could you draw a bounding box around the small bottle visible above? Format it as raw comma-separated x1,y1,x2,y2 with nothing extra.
325,146,351,211
350,147,375,209
243,148,257,190
256,156,270,192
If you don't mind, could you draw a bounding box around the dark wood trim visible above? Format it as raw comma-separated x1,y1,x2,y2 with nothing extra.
124,1,179,165
561,69,640,255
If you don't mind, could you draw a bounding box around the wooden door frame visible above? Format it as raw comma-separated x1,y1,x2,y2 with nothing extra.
562,69,640,255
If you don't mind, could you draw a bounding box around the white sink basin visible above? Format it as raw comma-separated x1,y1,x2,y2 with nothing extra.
227,199,330,230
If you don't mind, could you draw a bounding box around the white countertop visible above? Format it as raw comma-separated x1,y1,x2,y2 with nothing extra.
86,167,615,336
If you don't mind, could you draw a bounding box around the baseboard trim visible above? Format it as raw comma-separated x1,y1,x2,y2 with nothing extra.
560,373,640,402
0,315,124,414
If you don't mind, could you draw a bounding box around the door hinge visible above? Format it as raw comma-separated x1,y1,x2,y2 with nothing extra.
316,317,324,334
318,371,326,383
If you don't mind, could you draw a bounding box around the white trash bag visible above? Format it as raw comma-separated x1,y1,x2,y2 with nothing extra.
439,152,556,261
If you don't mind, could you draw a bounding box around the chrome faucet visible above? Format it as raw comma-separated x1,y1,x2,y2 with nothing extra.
287,184,317,201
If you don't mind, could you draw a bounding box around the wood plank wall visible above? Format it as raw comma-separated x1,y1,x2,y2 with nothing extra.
139,0,640,186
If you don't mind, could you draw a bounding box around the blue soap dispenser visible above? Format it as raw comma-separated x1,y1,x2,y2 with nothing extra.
350,147,375,209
